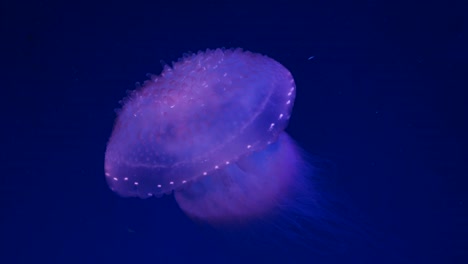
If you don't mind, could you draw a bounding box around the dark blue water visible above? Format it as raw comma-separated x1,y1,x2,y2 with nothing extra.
1,0,466,263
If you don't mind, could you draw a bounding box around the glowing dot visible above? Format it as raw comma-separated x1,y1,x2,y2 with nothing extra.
288,91,292,96
105,172,110,177
124,177,128,181
214,165,219,169
225,161,230,165
113,177,118,181
286,100,291,105
169,181,174,185
134,182,139,186
247,145,252,149
279,113,284,119
182,180,187,184
157,184,161,188
203,172,207,176
269,123,275,130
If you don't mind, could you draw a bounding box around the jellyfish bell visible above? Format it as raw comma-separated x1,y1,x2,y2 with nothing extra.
104,48,301,222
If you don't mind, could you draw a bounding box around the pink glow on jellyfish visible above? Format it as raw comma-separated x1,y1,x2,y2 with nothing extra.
104,48,302,224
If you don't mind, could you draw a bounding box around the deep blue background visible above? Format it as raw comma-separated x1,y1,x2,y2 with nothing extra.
1,0,467,263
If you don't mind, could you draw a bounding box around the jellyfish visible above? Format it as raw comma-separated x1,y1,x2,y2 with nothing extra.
104,48,406,261
104,48,303,223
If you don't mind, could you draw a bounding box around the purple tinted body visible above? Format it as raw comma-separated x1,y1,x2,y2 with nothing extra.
105,48,299,222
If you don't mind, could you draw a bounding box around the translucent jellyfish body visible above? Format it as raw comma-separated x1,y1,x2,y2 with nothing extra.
105,48,299,223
